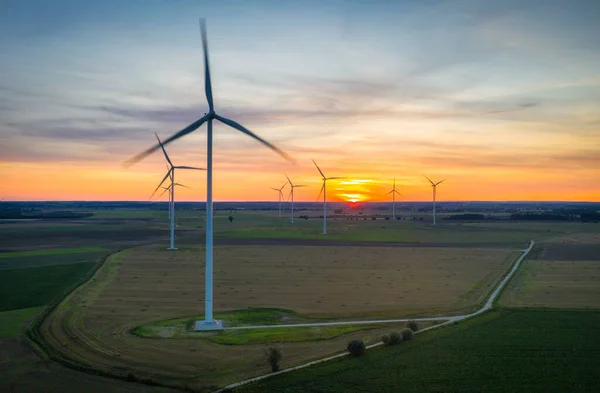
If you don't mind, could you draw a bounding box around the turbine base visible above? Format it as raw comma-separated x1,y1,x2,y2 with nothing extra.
167,247,178,251
194,319,223,331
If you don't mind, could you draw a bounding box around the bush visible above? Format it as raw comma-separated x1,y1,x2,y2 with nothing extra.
265,345,283,372
381,334,391,346
389,330,403,345
347,339,366,357
407,320,419,332
401,328,414,341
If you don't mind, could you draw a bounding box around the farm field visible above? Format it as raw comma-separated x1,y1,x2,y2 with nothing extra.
39,244,519,390
237,309,600,393
500,233,600,309
0,307,43,338
0,220,184,393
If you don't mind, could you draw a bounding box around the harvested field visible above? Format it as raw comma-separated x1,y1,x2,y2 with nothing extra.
41,245,518,391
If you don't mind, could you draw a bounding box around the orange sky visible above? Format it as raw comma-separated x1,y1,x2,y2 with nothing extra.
2,2,599,202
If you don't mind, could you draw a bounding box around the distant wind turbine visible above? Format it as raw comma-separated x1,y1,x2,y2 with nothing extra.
124,19,293,330
386,178,402,221
151,134,205,250
424,176,446,226
158,182,192,226
313,160,344,235
270,182,287,218
285,174,305,224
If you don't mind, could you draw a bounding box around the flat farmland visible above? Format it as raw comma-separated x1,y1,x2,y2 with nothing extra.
501,234,600,309
41,245,519,391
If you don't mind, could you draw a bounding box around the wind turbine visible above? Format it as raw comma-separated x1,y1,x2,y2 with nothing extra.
313,160,344,234
425,176,445,226
285,174,305,224
387,178,402,221
270,183,287,218
151,134,205,251
158,182,192,228
124,19,292,330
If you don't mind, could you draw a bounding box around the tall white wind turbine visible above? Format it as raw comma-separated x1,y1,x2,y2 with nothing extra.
125,19,293,330
151,134,205,250
425,176,445,226
270,182,287,218
285,174,305,224
386,178,402,221
313,160,344,235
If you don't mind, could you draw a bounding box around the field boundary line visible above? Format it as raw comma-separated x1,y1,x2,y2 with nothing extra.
214,240,535,392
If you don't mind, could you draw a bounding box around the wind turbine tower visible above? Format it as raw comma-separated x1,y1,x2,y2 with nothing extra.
271,182,287,218
387,178,402,221
313,160,344,234
151,134,204,250
125,19,292,330
285,174,305,224
425,176,446,226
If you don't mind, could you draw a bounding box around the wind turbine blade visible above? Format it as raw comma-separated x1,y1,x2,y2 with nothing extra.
295,185,306,187
174,183,192,189
280,182,287,191
326,177,346,180
312,159,325,179
394,190,402,196
174,166,206,170
271,187,280,191
215,114,294,162
124,114,210,168
158,187,170,198
436,179,446,186
424,175,435,185
151,170,172,199
285,174,293,187
386,190,393,195
393,177,396,190
288,189,293,201
317,182,325,202
199,18,214,112
155,133,173,167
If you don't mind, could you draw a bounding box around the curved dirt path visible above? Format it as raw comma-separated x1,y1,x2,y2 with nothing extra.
215,240,534,392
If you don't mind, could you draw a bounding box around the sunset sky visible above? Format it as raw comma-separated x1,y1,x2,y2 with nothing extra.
1,0,599,202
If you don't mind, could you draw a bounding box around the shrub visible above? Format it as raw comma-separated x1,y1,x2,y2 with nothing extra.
401,328,414,341
381,333,391,346
265,345,283,372
389,330,403,345
126,373,137,382
407,320,419,332
347,339,365,357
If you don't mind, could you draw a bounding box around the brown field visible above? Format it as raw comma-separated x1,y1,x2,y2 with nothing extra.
0,338,177,393
40,245,518,391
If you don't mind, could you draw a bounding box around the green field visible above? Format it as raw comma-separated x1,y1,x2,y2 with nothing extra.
0,249,106,270
0,307,43,338
133,308,386,344
238,309,600,393
0,247,106,258
0,262,98,311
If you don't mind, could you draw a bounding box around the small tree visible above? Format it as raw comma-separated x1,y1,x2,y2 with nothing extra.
381,333,391,346
389,330,403,345
228,216,234,223
265,345,283,372
347,339,365,357
407,320,419,332
401,328,413,341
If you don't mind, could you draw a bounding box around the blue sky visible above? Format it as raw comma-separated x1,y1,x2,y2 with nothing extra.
1,0,599,201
